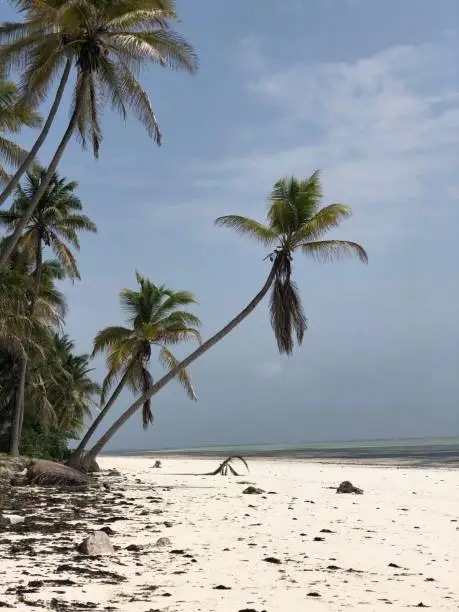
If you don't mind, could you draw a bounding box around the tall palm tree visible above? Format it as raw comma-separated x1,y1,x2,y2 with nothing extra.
70,273,201,464
0,165,94,453
0,78,42,185
83,172,368,466
0,0,197,263
0,168,97,309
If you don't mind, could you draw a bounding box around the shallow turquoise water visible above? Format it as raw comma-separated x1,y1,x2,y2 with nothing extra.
104,436,459,466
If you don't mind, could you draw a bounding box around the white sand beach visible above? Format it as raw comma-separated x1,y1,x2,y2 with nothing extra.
1,457,458,611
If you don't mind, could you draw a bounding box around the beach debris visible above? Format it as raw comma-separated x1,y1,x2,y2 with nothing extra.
77,530,115,556
56,563,126,582
155,536,171,547
26,459,91,488
263,556,282,564
243,486,265,495
153,460,162,468
206,455,249,476
100,526,116,536
336,480,363,495
0,466,14,482
0,514,25,526
213,584,232,590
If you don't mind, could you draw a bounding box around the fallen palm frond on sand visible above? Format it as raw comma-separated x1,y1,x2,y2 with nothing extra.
205,455,249,476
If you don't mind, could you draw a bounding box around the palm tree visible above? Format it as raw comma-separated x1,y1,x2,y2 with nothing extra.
0,257,66,455
0,78,41,185
0,170,95,447
69,273,201,465
0,168,97,309
83,172,368,467
45,334,100,434
0,0,197,264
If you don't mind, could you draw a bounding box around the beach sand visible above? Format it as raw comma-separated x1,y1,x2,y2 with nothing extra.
1,456,458,611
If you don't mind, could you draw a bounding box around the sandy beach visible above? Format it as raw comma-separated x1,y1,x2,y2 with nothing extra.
1,456,458,611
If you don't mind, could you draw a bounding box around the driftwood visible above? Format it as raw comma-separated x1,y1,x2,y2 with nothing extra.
205,456,249,476
26,459,91,487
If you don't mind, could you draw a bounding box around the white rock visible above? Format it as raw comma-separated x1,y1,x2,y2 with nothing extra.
78,530,115,556
2,514,25,525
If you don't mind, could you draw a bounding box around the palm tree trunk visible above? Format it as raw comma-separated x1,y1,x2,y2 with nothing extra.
0,59,72,208
86,260,280,460
30,234,43,314
72,364,134,458
0,74,86,268
9,354,28,457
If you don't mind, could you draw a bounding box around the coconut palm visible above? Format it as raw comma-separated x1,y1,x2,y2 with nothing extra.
0,78,41,185
70,273,201,465
0,257,66,456
0,0,197,264
0,168,97,309
82,172,367,467
45,334,100,433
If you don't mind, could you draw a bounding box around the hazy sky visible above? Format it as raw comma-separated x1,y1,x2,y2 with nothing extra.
3,0,459,450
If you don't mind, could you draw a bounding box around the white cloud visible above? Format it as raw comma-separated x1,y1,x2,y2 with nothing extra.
148,35,459,248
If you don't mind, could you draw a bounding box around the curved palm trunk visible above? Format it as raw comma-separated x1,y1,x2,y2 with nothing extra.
70,363,134,460
86,261,280,461
0,59,72,208
0,75,85,268
9,354,27,457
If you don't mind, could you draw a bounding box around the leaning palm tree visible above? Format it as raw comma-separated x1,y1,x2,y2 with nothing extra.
82,172,367,468
0,168,97,309
69,273,201,467
0,78,41,185
0,0,197,263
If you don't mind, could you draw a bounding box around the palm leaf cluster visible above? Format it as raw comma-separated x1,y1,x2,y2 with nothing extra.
0,0,198,155
93,272,201,430
0,168,99,456
0,78,41,184
216,171,368,354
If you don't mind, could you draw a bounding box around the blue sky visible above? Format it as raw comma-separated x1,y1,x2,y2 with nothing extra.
2,0,459,449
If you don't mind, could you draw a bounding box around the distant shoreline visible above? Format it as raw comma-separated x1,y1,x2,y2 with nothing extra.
101,436,459,469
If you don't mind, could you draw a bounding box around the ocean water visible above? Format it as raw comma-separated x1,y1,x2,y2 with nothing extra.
106,437,459,467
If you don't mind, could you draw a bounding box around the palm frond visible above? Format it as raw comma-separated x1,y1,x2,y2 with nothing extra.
294,204,353,243
215,215,278,246
301,240,368,263
269,275,307,355
158,346,196,401
92,326,133,356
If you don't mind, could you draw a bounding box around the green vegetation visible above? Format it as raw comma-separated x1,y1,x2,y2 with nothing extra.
0,1,367,468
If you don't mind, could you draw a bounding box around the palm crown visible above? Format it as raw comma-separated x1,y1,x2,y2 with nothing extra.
0,0,198,155
216,171,368,354
0,169,97,280
93,272,202,428
0,78,41,184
